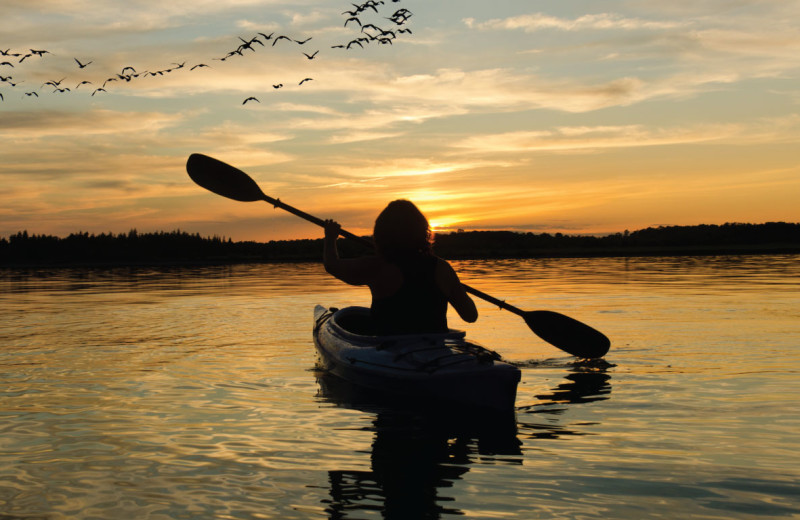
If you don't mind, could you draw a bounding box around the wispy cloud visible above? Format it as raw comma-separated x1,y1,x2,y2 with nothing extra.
463,13,685,32
451,123,744,154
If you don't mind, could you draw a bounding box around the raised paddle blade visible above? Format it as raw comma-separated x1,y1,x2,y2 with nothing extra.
524,310,610,359
186,153,267,202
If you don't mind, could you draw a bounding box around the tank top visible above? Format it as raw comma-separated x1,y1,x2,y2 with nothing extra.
370,255,448,335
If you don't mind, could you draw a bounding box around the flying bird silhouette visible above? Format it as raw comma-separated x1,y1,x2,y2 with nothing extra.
273,83,283,89
190,64,210,70
294,37,312,44
242,96,260,104
272,35,292,46
74,58,92,68
299,77,313,85
302,50,319,59
91,88,106,96
42,77,66,88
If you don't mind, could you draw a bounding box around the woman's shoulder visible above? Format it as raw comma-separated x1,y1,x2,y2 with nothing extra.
433,255,459,283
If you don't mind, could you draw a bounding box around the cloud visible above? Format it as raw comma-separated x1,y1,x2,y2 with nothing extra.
451,123,744,154
463,13,685,32
0,108,184,138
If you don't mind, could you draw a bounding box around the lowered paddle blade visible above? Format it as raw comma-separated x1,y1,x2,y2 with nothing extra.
524,310,610,359
186,153,267,202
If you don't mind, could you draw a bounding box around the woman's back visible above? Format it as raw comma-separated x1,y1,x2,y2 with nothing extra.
370,254,448,335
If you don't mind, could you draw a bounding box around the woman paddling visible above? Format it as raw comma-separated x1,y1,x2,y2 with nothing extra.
323,199,478,335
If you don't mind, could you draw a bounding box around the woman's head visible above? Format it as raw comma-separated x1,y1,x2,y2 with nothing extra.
373,199,432,261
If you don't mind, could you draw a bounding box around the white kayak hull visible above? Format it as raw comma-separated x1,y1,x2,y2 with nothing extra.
313,305,521,411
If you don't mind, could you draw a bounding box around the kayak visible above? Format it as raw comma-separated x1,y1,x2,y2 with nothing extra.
313,305,521,411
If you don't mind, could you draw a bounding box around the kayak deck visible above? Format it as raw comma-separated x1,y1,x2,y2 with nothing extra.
313,305,521,411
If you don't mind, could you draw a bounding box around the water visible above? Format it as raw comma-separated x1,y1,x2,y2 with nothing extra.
1,256,799,519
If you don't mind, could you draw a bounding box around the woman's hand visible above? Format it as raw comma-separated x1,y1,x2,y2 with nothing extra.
324,219,341,240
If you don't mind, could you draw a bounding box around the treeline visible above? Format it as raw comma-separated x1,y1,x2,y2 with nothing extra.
435,222,800,259
0,229,368,265
1,222,798,266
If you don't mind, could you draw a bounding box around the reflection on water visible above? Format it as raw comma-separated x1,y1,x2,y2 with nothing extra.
315,361,613,519
1,255,799,519
316,373,521,519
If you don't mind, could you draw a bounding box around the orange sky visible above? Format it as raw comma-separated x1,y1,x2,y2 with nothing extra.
1,1,798,242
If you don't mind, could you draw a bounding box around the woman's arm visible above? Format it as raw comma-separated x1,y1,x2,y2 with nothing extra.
436,259,478,323
323,219,374,286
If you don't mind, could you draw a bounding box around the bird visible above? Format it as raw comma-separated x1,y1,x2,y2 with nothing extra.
121,66,136,74
0,93,3,101
1,61,13,67
302,50,319,60
345,17,361,27
294,37,312,44
42,78,65,88
24,91,38,97
237,38,259,52
190,64,209,70
299,77,313,85
91,88,106,96
218,50,243,61
258,32,274,41
272,83,283,89
74,58,92,68
272,35,292,46
242,96,259,104
76,80,93,88
30,49,50,57
53,87,70,93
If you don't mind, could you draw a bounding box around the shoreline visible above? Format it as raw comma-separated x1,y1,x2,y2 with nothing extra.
2,243,798,269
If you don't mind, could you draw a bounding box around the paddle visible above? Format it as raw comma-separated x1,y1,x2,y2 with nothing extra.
186,153,611,358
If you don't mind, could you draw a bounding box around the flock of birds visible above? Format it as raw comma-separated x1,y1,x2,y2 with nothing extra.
0,1,412,106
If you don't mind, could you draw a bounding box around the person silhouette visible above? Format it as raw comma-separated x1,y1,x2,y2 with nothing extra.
323,199,477,334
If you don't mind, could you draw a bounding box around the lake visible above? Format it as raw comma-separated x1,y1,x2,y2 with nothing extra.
1,255,799,519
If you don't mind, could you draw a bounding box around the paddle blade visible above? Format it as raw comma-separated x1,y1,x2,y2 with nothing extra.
524,311,610,359
186,153,267,202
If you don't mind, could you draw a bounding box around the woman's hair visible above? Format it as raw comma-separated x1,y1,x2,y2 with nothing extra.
373,199,433,262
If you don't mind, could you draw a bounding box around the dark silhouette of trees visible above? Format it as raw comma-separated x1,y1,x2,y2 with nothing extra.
434,222,800,259
1,223,798,266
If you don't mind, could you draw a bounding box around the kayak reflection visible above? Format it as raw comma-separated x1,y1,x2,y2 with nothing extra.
315,372,522,519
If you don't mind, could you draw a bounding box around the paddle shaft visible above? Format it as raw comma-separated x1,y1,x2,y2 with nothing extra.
259,194,367,245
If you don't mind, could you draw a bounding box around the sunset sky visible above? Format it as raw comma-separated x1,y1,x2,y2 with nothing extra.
2,0,798,242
